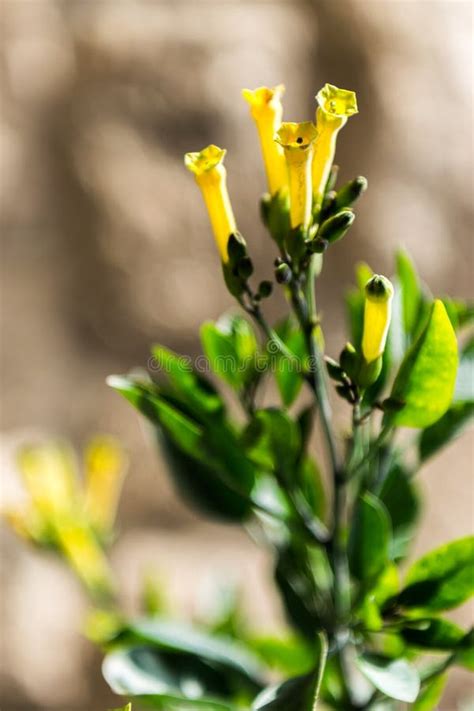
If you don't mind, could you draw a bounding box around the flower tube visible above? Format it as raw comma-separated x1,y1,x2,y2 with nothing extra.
275,121,317,229
184,145,236,262
242,85,287,196
362,275,394,363
312,84,358,214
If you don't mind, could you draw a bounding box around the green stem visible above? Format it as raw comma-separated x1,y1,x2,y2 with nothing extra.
311,631,329,711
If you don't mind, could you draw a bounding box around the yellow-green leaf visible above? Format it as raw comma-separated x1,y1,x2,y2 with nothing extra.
387,300,458,428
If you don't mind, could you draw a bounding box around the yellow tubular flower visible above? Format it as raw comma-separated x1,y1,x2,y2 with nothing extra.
242,85,287,195
275,122,318,229
312,84,358,213
184,145,236,262
362,275,394,363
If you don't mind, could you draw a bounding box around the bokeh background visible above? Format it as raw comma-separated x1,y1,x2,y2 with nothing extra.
1,1,473,709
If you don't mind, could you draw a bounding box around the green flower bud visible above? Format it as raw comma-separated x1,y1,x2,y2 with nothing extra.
318,209,355,244
227,232,248,264
309,238,328,254
340,342,358,380
325,356,346,383
275,262,292,284
237,256,254,280
334,176,368,210
258,280,273,298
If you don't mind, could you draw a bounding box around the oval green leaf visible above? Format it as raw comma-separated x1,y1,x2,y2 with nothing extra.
356,654,420,703
398,536,474,612
387,300,458,428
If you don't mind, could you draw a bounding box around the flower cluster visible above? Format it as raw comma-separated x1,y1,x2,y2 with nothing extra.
185,83,358,262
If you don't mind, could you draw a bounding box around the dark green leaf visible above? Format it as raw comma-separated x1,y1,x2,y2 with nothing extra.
378,464,420,560
398,536,474,612
456,629,474,670
102,647,240,710
244,409,301,477
411,674,446,711
200,314,258,389
108,375,255,521
151,345,224,418
112,618,265,687
349,493,391,583
387,300,458,428
274,542,329,641
251,672,316,710
401,618,465,650
356,654,420,703
418,401,474,462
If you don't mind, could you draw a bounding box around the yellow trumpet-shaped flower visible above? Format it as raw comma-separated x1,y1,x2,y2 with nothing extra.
275,121,318,229
242,85,287,195
312,84,358,213
184,145,236,262
362,275,394,363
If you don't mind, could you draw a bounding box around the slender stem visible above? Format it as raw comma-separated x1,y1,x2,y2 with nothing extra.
311,631,329,711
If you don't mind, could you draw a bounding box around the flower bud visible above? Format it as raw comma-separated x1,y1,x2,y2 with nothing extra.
275,262,292,284
362,275,394,364
340,342,358,381
318,209,355,243
334,176,368,210
258,280,273,298
325,356,346,383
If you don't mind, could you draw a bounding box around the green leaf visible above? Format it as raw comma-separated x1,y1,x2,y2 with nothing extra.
109,704,132,711
456,629,474,670
244,409,301,477
274,542,327,641
251,672,316,710
112,618,265,687
273,319,307,407
247,635,315,676
356,654,420,703
443,297,474,331
200,314,258,389
418,401,474,462
387,300,458,428
378,464,420,560
454,335,474,402
396,249,422,339
102,647,239,710
401,618,465,650
151,345,224,418
411,674,447,711
349,493,391,583
398,536,474,612
108,375,254,521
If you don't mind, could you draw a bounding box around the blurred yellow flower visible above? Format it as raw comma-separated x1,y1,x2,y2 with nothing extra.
4,437,127,598
242,85,287,195
312,84,358,213
85,436,127,537
275,121,317,229
185,145,236,262
362,275,394,363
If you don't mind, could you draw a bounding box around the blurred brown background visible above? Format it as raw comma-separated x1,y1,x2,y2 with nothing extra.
0,1,473,709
